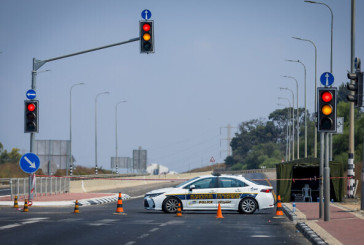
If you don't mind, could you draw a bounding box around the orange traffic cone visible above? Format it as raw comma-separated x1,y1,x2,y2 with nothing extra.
114,192,127,215
74,200,79,213
176,203,182,217
216,203,224,219
23,199,29,212
275,195,284,216
13,196,19,208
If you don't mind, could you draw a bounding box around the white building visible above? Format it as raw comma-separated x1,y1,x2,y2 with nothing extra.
147,163,169,175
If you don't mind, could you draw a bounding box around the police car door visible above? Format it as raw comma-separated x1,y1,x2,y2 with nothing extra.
216,177,247,209
184,177,217,209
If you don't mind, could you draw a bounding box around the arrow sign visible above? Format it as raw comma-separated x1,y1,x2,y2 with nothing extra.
210,156,215,163
320,72,334,87
141,9,152,20
20,153,40,173
26,89,36,100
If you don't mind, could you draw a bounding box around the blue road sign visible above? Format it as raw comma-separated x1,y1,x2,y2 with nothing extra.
141,9,152,20
19,153,40,174
26,89,36,100
320,72,334,86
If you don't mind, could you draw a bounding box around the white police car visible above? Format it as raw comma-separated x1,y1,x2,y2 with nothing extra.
144,174,274,214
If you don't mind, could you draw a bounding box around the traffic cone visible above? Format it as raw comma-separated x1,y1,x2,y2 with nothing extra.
13,196,19,208
23,199,29,212
216,203,224,219
114,192,126,215
74,200,79,213
275,195,284,216
176,203,182,217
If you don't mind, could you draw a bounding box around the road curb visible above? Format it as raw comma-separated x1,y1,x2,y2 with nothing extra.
282,204,327,245
0,194,131,207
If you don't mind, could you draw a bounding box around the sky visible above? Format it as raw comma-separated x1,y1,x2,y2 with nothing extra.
1,0,363,173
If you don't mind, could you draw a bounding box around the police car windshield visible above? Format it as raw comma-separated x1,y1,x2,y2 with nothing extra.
175,177,199,188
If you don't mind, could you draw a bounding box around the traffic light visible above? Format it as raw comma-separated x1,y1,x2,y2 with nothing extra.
317,87,337,133
24,100,39,133
347,71,363,107
140,20,154,53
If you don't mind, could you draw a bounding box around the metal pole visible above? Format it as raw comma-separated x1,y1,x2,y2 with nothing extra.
324,132,330,221
281,87,295,160
115,100,126,174
283,72,300,159
292,37,318,158
95,92,109,175
297,60,307,158
348,0,356,199
319,132,324,218
69,83,84,176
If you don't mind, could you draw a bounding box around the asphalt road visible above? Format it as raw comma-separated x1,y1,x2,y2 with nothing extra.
0,173,309,245
0,197,309,245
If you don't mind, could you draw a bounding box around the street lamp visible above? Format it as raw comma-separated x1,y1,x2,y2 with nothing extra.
277,100,292,161
292,37,318,158
69,82,85,176
281,75,299,159
286,59,307,158
278,97,293,161
115,100,127,174
280,87,295,160
95,91,110,175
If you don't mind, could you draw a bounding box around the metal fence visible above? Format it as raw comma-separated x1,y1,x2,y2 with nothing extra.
10,177,70,200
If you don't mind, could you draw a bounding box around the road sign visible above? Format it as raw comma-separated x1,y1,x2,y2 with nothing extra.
320,72,334,86
141,9,152,20
26,89,36,100
336,117,344,134
210,157,215,163
19,153,40,173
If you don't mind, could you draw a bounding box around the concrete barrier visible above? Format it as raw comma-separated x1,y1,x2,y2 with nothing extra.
70,171,211,193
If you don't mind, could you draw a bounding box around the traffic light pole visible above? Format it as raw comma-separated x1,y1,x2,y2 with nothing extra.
319,133,324,219
28,37,140,198
324,132,330,221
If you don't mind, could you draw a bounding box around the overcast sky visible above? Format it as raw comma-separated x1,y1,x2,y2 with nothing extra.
1,0,363,173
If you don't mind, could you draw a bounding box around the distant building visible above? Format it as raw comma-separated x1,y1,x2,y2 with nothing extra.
147,163,169,175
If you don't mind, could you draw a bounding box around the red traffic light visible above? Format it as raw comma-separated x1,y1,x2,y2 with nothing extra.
27,103,36,112
321,91,333,102
143,23,151,32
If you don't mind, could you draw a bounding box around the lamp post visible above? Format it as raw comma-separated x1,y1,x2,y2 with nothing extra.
95,91,110,175
278,97,293,161
292,37,318,158
286,59,307,158
69,82,85,176
115,100,127,174
280,87,295,160
281,75,299,159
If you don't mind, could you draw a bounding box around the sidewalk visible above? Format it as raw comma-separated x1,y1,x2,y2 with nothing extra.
283,201,364,245
0,192,130,207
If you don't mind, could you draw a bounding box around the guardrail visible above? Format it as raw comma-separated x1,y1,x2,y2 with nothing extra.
9,177,70,200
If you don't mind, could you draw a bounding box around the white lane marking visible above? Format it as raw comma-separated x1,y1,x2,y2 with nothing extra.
0,223,21,230
138,234,150,239
89,219,118,226
0,217,49,230
124,242,136,245
149,228,159,232
251,235,270,238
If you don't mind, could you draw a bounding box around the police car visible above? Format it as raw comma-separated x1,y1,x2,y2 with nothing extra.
144,173,274,214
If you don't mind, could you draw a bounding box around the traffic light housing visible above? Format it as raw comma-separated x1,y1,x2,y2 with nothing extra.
317,88,337,133
24,100,39,133
347,71,363,107
140,20,154,53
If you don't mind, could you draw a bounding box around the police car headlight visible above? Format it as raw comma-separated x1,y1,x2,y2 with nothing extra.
144,193,164,198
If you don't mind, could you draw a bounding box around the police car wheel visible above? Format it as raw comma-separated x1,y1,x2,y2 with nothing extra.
239,198,257,214
162,197,180,213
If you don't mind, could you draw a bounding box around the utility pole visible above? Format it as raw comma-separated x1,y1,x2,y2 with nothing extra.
348,0,356,198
